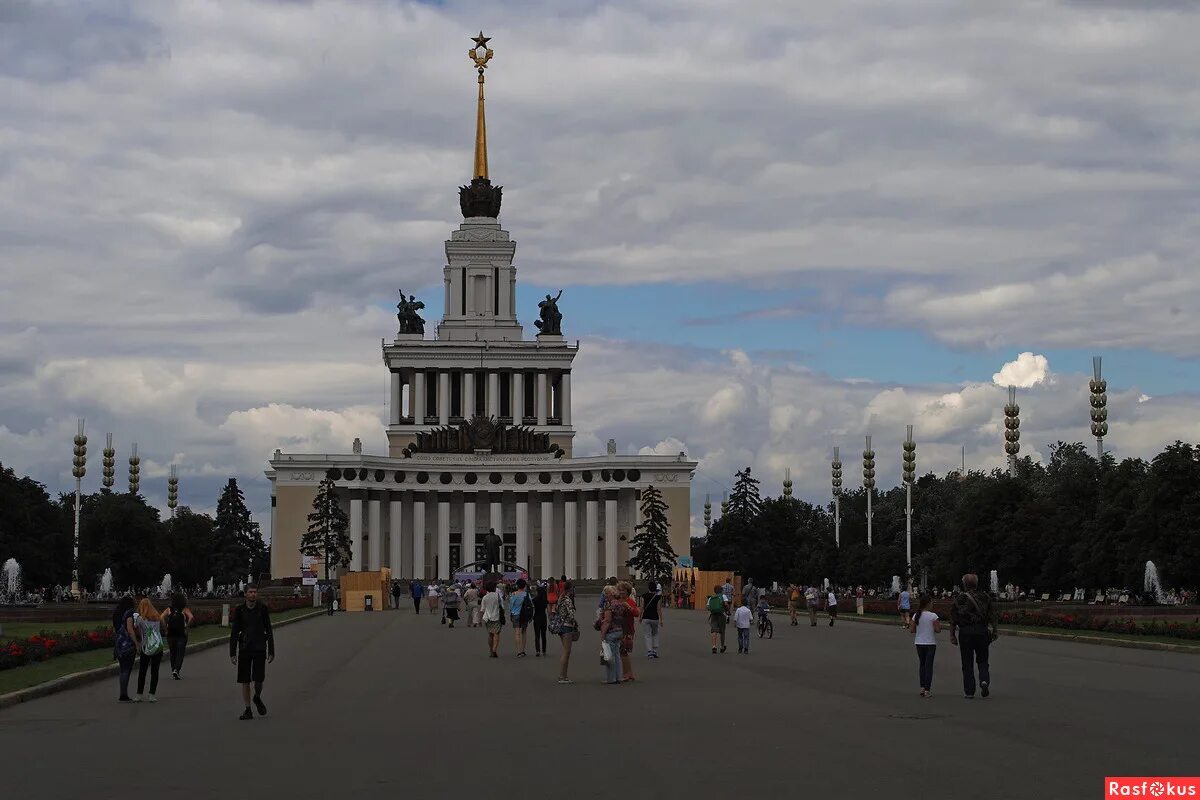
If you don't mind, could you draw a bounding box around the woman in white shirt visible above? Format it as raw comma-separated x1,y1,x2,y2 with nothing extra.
908,594,941,697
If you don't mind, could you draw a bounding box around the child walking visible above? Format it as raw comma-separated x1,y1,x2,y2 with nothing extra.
733,598,754,654
909,594,941,697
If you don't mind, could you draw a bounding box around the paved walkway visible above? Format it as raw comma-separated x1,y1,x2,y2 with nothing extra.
1,602,1194,798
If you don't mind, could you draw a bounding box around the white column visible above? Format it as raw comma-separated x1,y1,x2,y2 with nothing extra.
463,496,476,568
389,496,402,574
438,371,450,424
487,371,500,417
368,496,382,571
512,370,524,422
585,495,599,579
564,494,578,579
463,371,475,418
536,371,548,425
561,371,572,426
413,370,426,423
490,495,502,537
412,496,426,579
605,493,618,579
349,495,363,571
389,371,401,425
438,495,450,579
540,493,554,578
516,496,529,573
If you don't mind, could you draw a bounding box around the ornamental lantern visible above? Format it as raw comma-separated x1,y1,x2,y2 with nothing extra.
902,426,916,485
903,425,916,577
72,420,87,481
863,435,875,546
720,492,728,517
831,447,843,546
1089,356,1108,460
70,419,87,594
167,464,179,516
128,442,141,495
704,494,712,532
1004,386,1020,477
783,468,793,498
102,433,115,489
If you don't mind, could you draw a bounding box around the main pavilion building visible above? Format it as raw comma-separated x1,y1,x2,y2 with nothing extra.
267,36,695,581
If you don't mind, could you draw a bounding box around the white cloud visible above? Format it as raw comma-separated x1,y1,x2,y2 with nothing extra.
992,353,1051,388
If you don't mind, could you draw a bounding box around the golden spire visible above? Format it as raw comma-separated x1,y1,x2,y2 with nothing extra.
469,32,494,180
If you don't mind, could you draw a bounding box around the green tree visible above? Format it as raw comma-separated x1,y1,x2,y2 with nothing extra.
163,507,215,588
0,463,69,586
301,478,351,578
76,489,163,589
626,485,677,580
211,479,264,583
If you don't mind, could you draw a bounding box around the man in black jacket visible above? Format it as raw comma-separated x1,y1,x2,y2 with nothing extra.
230,585,275,720
949,573,998,699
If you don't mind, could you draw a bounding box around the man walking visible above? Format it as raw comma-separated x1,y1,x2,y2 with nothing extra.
805,584,820,626
949,573,997,699
706,584,729,653
410,580,424,614
390,579,402,611
229,584,274,720
640,580,665,658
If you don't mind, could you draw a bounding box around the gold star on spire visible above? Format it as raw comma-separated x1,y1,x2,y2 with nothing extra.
468,32,495,179
472,32,491,49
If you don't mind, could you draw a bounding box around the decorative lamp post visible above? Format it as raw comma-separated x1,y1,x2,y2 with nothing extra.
102,434,115,489
1089,356,1108,460
1004,386,1020,477
128,443,141,495
863,435,876,546
704,494,712,533
70,419,87,596
783,468,793,499
720,492,728,518
831,447,843,546
902,426,916,579
167,465,179,519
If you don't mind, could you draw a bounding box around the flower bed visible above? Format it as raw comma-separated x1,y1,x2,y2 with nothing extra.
998,609,1200,640
0,597,313,672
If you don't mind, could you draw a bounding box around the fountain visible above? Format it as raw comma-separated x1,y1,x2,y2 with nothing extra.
238,580,245,592
823,577,830,590
990,570,999,595
891,575,901,596
159,573,173,597
99,568,113,596
206,577,214,596
1144,561,1168,604
3,558,21,598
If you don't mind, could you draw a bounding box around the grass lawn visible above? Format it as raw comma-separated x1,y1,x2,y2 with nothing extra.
1,620,110,641
0,607,321,697
846,611,1200,649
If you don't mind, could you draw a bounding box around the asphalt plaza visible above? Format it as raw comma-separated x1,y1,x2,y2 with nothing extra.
1,600,1194,799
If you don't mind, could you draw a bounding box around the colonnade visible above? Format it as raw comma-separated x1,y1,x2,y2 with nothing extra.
346,488,634,580
389,368,571,427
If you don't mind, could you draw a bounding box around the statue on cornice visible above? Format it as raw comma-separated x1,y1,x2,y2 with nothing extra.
534,290,563,336
396,290,425,335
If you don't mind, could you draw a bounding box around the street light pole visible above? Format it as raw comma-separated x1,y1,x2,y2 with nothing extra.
902,425,916,582
70,419,87,597
1004,386,1021,477
831,447,842,546
863,435,875,547
1090,356,1108,460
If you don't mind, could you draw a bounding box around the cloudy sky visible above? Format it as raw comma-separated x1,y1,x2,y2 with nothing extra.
2,0,1198,546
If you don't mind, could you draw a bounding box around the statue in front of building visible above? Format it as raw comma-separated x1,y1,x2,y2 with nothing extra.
484,528,503,572
396,290,426,335
534,289,563,336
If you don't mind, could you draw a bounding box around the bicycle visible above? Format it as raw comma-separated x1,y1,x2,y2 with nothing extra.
757,610,774,639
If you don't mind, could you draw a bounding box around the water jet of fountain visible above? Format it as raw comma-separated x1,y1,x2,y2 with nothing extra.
891,575,901,596
1144,561,1167,604
990,570,999,595
159,573,172,597
99,568,113,596
206,577,214,595
3,558,21,597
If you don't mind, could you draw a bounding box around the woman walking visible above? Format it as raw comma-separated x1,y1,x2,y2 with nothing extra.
480,581,504,658
161,593,194,680
427,582,440,615
910,594,941,696
509,579,533,657
617,582,638,681
442,583,462,628
639,580,664,659
112,596,137,702
464,582,481,627
553,581,578,683
598,585,626,685
132,598,165,702
532,583,549,657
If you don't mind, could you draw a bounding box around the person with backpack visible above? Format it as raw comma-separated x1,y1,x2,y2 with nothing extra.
161,593,194,680
640,580,665,659
132,597,165,702
707,585,729,653
390,580,402,610
229,584,275,720
112,595,137,702
509,578,533,656
949,573,997,699
532,583,549,657
909,593,941,697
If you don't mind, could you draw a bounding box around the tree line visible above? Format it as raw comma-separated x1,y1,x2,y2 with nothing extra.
692,441,1200,592
0,464,267,590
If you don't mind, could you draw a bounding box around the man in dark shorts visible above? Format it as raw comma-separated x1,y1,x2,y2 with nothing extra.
230,584,275,720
